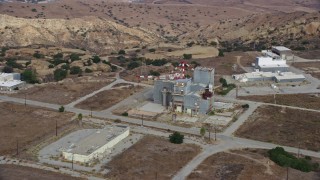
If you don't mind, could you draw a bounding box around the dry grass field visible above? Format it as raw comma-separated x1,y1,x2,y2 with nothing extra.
0,164,82,180
235,106,320,151
104,135,201,180
188,149,320,180
238,93,320,110
292,62,320,79
0,102,74,155
75,85,144,111
10,76,114,105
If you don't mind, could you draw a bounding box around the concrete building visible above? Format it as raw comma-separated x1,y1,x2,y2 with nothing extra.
233,71,305,83
255,57,289,72
63,126,129,163
0,73,25,91
272,46,293,61
153,67,214,115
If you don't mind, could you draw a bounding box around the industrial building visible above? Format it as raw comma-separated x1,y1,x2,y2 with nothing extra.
255,56,289,72
271,46,294,61
0,73,25,91
63,126,129,163
153,67,214,115
233,71,305,83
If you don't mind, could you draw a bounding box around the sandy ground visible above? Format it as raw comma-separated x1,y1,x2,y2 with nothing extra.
104,135,201,179
75,85,144,111
238,93,320,110
0,164,82,180
188,149,320,180
235,105,320,151
0,102,74,155
9,76,114,105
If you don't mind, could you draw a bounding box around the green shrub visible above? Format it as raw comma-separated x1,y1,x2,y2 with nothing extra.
118,49,126,55
121,112,128,116
183,53,192,59
59,106,65,112
53,53,63,59
169,132,184,144
70,66,82,75
218,49,224,57
48,64,54,69
70,53,80,61
54,68,67,81
148,48,156,53
85,68,93,73
149,70,160,76
127,61,140,70
242,104,249,109
92,55,101,63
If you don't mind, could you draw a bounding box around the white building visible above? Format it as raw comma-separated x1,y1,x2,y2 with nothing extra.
0,73,25,91
63,126,129,163
233,71,305,83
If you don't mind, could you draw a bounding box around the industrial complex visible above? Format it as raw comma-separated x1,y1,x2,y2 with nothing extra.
153,67,215,115
62,126,130,163
233,46,305,83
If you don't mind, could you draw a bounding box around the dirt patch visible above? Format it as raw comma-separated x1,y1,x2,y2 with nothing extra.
0,102,74,155
238,93,320,110
292,62,320,79
188,149,320,180
104,135,201,180
75,85,144,111
0,164,82,180
9,76,114,105
235,106,320,151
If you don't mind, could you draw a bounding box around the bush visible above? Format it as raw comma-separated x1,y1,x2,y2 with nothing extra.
210,41,217,46
59,106,65,112
6,59,23,69
61,64,70,70
2,66,13,73
121,112,128,116
92,55,101,63
169,132,184,144
70,53,81,61
242,104,249,109
191,61,200,67
48,64,54,69
146,59,168,66
219,78,228,87
218,49,224,57
70,66,82,75
85,68,93,73
118,49,126,55
21,69,38,84
268,147,317,172
183,53,192,59
53,53,63,59
148,48,156,53
111,65,118,72
127,61,140,70
149,70,160,76
54,68,67,81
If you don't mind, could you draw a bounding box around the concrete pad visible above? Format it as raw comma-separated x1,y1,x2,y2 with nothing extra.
138,102,165,113
213,102,234,110
204,116,233,126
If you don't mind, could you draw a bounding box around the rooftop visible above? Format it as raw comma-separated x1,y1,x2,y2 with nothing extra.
67,126,129,155
0,80,24,87
272,46,291,51
195,66,214,72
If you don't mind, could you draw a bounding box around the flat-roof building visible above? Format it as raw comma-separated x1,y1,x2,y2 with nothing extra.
255,57,289,72
62,126,129,163
233,72,305,83
0,73,25,91
271,46,293,61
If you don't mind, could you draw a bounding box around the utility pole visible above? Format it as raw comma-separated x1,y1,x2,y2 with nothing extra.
55,120,58,136
72,154,74,170
90,107,93,117
141,115,144,126
16,138,19,155
24,93,26,106
286,166,289,180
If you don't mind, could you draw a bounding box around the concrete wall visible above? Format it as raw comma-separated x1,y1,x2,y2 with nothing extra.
193,67,214,85
153,80,174,104
63,128,130,163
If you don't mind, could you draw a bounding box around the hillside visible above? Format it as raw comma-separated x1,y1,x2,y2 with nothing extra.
0,14,161,52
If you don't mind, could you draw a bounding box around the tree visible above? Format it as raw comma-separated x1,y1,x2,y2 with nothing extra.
149,70,160,76
21,69,38,84
54,68,67,81
92,55,101,63
219,78,228,87
70,66,82,75
118,49,126,55
53,53,63,59
59,106,65,112
200,127,206,137
127,61,140,70
148,48,156,53
169,132,184,144
78,113,83,127
85,68,93,73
